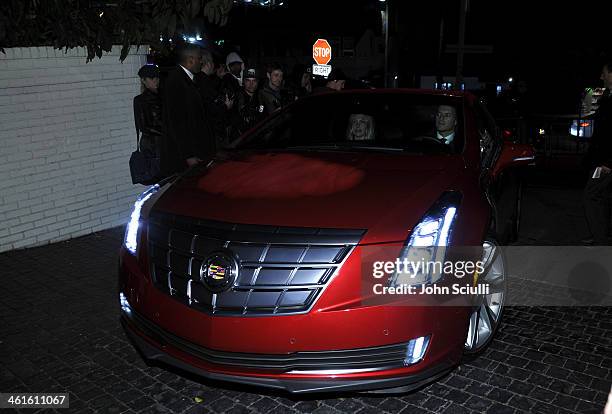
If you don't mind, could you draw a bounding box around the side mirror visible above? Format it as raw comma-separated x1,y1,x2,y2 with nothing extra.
491,142,535,179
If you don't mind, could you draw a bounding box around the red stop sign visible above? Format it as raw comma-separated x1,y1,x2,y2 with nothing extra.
312,39,332,65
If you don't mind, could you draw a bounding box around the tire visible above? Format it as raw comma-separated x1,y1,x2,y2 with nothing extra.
463,238,507,354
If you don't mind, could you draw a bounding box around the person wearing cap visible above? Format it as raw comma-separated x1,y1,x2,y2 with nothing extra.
259,62,286,116
162,43,216,173
132,64,163,183
229,68,265,140
313,68,347,94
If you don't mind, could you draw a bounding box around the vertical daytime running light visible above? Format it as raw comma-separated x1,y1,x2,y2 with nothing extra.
124,185,159,255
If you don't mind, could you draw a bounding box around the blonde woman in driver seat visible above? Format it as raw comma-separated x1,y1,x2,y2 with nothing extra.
347,113,375,141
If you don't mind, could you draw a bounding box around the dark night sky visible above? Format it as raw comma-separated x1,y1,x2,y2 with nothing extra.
212,0,610,109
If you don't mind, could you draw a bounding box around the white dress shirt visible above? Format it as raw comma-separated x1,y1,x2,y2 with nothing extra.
436,131,455,145
180,65,194,81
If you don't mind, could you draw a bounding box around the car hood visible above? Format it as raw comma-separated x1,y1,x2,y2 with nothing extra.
153,151,465,243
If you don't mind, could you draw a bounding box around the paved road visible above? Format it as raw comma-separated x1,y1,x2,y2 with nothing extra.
1,164,610,414
517,162,591,245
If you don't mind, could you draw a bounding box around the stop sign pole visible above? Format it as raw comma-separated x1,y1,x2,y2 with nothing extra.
312,38,332,77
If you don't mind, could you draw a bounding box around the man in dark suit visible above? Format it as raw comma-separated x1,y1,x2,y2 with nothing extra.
194,49,233,149
162,43,216,174
584,61,612,244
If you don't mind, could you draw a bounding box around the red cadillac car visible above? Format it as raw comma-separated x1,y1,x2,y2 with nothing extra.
119,89,534,393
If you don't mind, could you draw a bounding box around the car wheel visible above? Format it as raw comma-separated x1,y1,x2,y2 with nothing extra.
464,239,506,354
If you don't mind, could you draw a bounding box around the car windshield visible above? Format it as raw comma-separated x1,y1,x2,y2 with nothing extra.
237,93,464,154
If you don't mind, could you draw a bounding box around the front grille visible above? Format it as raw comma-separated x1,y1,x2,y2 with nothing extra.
147,211,365,316
129,309,409,372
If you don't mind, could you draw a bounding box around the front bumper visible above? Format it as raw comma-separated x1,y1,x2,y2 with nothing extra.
119,233,468,394
121,308,454,394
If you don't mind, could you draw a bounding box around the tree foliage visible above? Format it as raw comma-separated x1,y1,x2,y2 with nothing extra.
0,0,232,61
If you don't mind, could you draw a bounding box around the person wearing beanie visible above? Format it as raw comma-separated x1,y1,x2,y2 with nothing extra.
131,64,163,184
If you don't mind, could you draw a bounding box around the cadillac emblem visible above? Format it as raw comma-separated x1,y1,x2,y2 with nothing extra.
200,250,239,293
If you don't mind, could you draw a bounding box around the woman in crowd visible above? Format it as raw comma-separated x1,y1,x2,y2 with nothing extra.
131,64,163,184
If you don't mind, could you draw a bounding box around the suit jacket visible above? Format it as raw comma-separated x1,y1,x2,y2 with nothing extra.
194,72,231,147
162,66,216,174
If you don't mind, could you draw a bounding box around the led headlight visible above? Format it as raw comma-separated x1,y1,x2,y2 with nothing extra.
119,292,132,315
404,335,431,365
390,192,461,287
123,184,160,255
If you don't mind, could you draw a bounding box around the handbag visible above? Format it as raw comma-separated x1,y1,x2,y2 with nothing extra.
129,126,161,185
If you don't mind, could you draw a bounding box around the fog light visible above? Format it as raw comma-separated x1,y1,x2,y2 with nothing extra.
404,335,430,365
120,292,132,315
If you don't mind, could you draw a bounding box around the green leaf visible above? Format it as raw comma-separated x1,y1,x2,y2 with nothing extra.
1,0,231,61
121,33,130,61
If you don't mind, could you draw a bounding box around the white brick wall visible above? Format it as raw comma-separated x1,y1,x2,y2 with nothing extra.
0,46,149,252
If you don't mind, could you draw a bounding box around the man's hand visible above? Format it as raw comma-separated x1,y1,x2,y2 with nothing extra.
224,94,234,110
186,157,202,167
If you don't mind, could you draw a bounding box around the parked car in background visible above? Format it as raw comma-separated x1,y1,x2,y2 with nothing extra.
119,89,534,393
